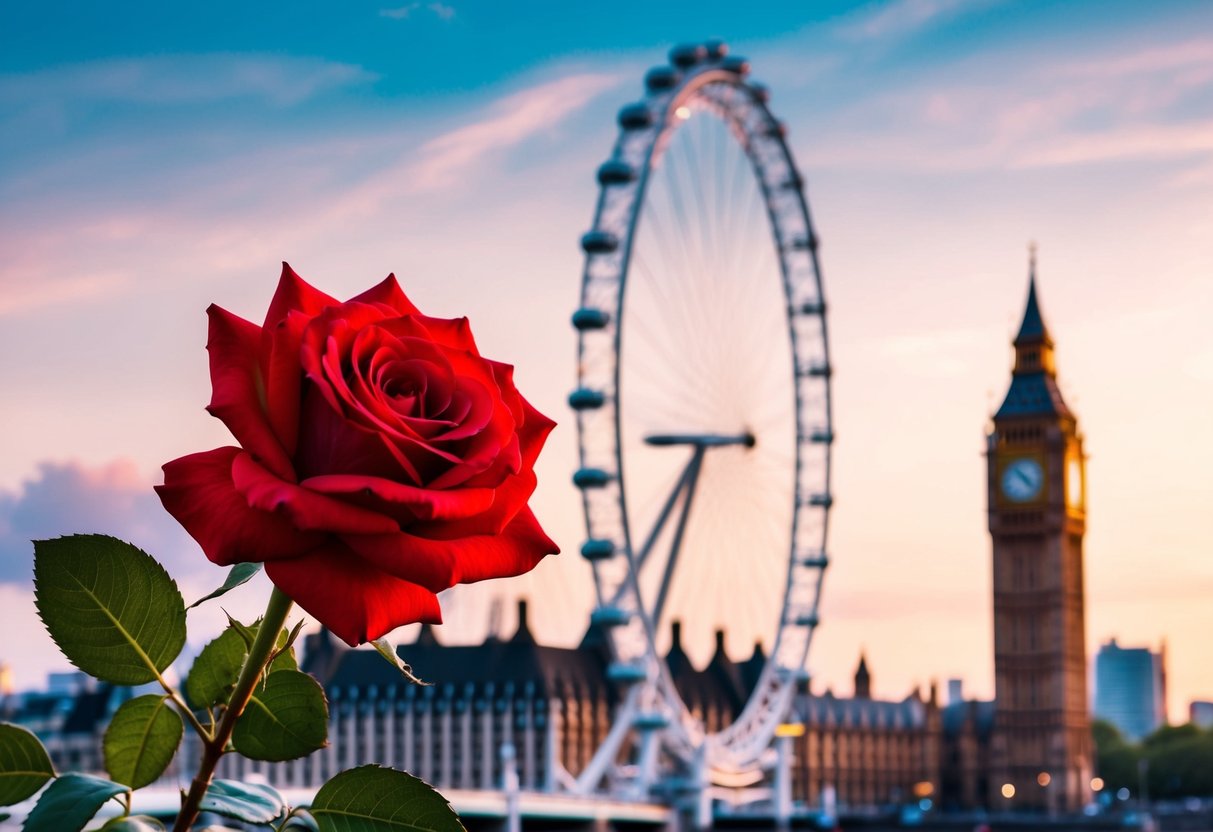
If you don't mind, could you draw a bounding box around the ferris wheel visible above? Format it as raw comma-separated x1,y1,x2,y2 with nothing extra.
570,42,834,792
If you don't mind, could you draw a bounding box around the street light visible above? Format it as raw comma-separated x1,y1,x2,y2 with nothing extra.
1091,777,1105,792
1001,783,1016,799
1037,772,1051,787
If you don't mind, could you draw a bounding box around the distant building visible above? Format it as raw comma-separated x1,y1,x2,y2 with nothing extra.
1093,639,1167,741
1190,701,1213,729
0,676,134,774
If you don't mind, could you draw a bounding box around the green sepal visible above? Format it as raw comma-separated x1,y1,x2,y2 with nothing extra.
372,638,429,686
0,722,55,806
232,670,327,761
310,765,464,831
103,695,183,789
23,772,127,832
200,779,286,824
226,613,258,649
188,562,262,609
33,535,186,685
185,620,298,709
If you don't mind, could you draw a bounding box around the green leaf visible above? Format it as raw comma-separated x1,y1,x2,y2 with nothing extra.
311,766,463,832
0,723,55,806
188,562,262,609
200,779,286,824
232,670,327,761
284,810,321,831
103,695,183,789
23,772,127,832
371,638,429,686
99,816,166,831
33,535,186,685
186,621,298,709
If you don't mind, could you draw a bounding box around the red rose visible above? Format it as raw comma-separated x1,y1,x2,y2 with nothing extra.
157,264,559,645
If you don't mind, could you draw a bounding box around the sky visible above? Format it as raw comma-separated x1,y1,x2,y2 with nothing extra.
1,0,1211,723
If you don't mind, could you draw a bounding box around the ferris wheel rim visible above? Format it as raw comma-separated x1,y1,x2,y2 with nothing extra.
572,45,834,780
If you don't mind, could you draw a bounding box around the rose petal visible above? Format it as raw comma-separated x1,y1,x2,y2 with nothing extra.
232,451,400,535
348,273,421,316
156,447,322,566
345,504,558,592
263,262,337,331
205,305,295,481
413,467,536,539
456,506,559,583
516,395,558,469
264,309,313,456
266,543,442,646
295,386,423,483
300,474,494,524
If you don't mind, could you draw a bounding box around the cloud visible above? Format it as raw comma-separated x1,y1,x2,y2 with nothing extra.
0,459,202,585
802,28,1213,177
380,3,419,19
379,2,454,21
0,55,377,113
320,70,621,221
402,72,620,191
836,0,977,41
0,270,131,317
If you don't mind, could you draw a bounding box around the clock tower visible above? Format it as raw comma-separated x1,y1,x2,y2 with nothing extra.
987,251,1091,812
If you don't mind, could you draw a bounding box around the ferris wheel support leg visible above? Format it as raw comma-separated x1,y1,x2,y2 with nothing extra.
652,446,706,625
693,747,713,830
634,727,662,799
572,686,642,796
774,733,793,831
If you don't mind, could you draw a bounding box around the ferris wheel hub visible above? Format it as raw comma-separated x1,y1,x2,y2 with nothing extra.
643,432,756,448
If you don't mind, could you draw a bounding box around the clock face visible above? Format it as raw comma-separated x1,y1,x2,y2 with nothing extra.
1066,456,1083,508
1001,458,1044,503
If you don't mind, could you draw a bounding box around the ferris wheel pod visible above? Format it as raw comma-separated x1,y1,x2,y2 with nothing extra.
581,230,620,254
596,160,638,185
634,712,672,731
644,66,680,92
806,427,835,444
799,552,830,569
720,55,751,76
618,103,654,130
607,663,648,684
669,43,708,68
573,468,613,489
571,307,611,330
704,40,728,60
580,539,617,561
590,606,632,627
568,388,607,410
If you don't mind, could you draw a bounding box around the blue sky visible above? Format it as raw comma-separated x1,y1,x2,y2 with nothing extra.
1,0,1212,718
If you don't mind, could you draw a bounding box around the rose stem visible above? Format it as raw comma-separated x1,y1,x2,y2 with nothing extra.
173,585,295,832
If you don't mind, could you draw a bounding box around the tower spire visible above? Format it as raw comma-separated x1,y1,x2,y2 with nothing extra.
995,245,1070,418
1014,243,1051,348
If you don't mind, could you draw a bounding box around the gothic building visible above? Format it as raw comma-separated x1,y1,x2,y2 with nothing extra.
214,605,941,814
985,255,1092,811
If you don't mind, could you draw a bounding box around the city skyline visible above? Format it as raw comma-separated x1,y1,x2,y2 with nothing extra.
1,1,1211,723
